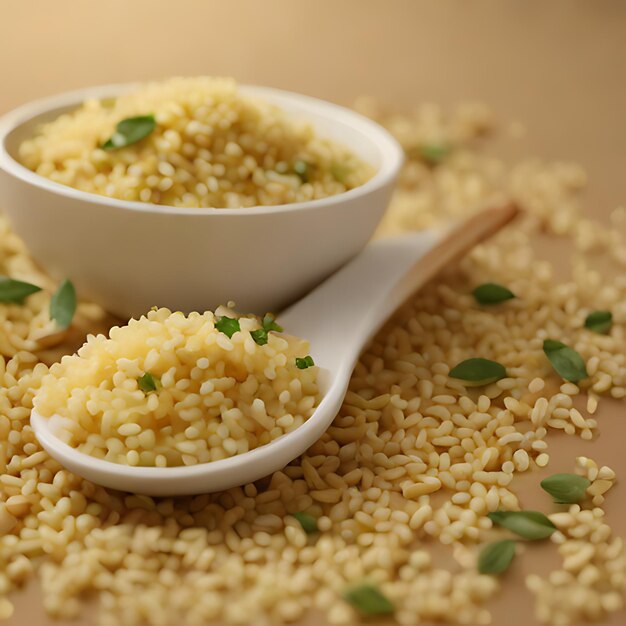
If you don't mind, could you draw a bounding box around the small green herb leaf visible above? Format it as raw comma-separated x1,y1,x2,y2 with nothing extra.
584,310,612,334
293,159,310,183
330,162,351,183
215,316,240,338
473,283,515,305
449,358,506,386
250,328,268,346
0,277,42,304
342,583,394,616
49,279,76,330
262,313,283,333
292,512,317,534
478,540,517,575
102,115,156,150
417,143,452,165
250,313,283,345
138,372,160,394
543,339,587,383
540,473,591,504
296,355,315,369
488,511,556,540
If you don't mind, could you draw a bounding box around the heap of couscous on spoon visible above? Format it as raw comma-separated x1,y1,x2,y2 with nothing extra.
34,306,319,467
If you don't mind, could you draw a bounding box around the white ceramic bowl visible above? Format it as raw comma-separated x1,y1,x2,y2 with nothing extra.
0,84,403,318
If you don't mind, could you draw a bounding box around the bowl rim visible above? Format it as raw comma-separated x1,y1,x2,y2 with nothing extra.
0,82,404,217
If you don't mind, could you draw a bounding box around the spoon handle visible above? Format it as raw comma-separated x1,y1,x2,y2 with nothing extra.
281,204,519,372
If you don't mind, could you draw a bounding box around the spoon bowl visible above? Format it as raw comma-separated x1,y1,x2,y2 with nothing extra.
31,204,518,496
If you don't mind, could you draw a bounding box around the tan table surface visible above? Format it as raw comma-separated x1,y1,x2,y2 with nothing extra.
1,2,626,625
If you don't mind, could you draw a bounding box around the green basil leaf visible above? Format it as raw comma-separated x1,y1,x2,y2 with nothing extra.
416,143,452,165
540,473,591,504
295,355,315,369
584,310,612,334
488,511,556,540
293,160,310,183
0,277,42,304
138,372,160,394
49,279,76,330
342,583,394,616
215,316,240,339
262,313,283,333
449,358,506,386
292,512,317,534
478,540,517,575
250,328,268,346
250,313,283,345
543,339,587,383
102,115,156,150
473,283,515,305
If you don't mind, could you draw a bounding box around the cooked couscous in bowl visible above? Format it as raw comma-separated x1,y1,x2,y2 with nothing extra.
18,77,374,209
33,306,319,467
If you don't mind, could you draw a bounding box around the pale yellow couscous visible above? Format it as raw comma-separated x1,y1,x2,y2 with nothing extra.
33,306,319,467
0,98,624,625
18,77,373,208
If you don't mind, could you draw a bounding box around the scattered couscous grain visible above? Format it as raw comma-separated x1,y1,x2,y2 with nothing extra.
527,461,624,625
0,97,624,625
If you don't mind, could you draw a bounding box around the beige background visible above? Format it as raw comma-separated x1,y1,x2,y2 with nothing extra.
1,1,626,624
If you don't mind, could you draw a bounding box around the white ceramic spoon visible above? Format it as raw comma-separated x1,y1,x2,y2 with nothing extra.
31,204,518,496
